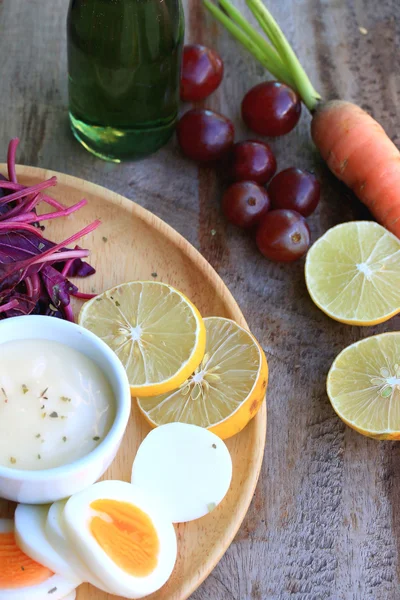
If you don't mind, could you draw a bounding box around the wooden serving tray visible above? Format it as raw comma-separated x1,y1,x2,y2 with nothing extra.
0,165,267,600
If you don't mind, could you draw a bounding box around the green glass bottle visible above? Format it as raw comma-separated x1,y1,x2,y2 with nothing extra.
67,0,184,162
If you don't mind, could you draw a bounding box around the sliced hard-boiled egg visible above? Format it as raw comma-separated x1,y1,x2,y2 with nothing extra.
0,518,76,600
14,504,81,585
45,499,112,593
62,480,177,599
131,423,233,523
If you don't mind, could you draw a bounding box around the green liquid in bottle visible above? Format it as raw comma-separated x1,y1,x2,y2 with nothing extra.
67,0,184,162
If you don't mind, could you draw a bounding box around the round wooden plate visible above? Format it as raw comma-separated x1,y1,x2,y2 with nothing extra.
0,165,267,600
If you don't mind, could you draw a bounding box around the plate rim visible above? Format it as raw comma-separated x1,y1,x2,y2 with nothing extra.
3,163,267,600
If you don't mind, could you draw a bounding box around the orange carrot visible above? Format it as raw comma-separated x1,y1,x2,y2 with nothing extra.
205,0,400,236
311,101,400,235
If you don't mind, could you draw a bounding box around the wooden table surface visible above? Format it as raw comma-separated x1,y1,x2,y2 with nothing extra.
1,0,400,598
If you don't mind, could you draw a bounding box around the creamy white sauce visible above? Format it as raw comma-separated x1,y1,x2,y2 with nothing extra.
0,340,115,470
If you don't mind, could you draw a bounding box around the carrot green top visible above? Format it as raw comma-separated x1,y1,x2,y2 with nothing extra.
203,0,321,112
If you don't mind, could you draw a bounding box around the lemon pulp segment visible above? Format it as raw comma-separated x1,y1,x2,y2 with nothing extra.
327,332,400,439
79,281,206,396
305,221,400,325
137,317,268,439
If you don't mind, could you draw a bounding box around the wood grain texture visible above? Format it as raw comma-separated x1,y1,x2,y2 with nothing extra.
0,0,400,598
0,165,266,600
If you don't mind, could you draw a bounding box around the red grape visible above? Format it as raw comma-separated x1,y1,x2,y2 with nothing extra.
268,168,320,216
242,81,301,136
256,209,310,261
180,45,224,102
231,140,277,184
177,109,234,162
222,181,270,228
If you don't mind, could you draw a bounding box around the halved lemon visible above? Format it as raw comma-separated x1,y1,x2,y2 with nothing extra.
79,281,206,397
327,332,400,439
305,221,400,325
137,317,268,439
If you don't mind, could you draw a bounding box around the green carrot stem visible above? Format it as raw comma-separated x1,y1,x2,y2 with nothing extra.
204,0,322,112
216,0,296,88
246,0,321,111
203,0,294,86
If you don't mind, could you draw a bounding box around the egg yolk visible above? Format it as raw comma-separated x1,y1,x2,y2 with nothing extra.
90,500,160,577
0,531,53,589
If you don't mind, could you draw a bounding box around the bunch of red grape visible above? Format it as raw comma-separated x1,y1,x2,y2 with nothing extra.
177,45,320,262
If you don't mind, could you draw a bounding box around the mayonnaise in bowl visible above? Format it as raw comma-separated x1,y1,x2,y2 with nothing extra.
0,315,131,504
0,340,116,471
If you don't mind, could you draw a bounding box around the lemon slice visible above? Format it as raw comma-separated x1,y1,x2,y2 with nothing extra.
327,332,400,439
137,317,268,439
305,221,400,325
79,282,206,397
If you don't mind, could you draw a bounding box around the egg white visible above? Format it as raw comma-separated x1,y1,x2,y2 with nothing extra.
14,504,81,585
45,500,112,593
63,480,177,599
131,423,233,522
0,518,77,600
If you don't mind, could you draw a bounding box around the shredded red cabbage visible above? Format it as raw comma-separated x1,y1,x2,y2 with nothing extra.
0,138,99,321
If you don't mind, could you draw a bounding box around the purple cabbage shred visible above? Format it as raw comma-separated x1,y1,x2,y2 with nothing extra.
0,138,99,321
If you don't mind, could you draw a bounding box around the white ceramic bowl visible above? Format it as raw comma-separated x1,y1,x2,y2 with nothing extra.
0,315,131,504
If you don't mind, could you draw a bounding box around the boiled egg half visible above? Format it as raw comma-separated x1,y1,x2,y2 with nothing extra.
14,504,81,585
45,499,112,592
131,423,233,522
62,480,177,599
0,518,77,600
